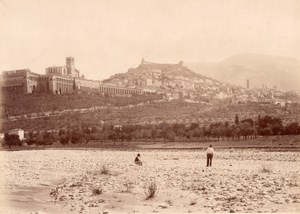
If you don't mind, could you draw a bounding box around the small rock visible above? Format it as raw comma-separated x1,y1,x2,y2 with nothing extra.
31,212,47,214
158,203,168,209
103,210,109,214
59,194,68,201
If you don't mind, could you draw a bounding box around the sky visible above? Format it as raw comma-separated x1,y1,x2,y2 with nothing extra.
0,0,299,80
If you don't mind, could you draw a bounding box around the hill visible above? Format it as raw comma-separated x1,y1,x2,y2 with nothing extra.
187,54,300,92
102,59,220,92
2,93,300,133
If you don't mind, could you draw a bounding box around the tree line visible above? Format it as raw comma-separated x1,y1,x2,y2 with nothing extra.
2,114,300,148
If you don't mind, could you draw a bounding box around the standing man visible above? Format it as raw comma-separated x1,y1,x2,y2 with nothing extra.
206,145,214,167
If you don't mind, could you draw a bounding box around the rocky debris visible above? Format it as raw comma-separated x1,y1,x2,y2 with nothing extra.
30,212,47,214
158,203,168,209
1,150,300,213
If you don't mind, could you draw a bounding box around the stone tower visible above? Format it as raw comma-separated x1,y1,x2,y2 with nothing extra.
66,57,75,76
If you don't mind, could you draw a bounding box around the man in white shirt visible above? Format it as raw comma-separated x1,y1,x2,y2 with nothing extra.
206,145,214,167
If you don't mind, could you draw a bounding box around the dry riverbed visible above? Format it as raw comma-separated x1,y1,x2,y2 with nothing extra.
0,149,299,213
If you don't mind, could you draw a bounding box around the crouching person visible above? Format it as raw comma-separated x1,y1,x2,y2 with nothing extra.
135,153,142,166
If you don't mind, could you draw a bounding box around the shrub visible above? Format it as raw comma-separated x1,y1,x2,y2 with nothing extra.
287,175,299,187
189,196,198,205
145,180,158,200
4,133,20,148
260,164,272,173
92,188,103,195
100,164,109,175
165,199,173,206
123,180,135,193
59,135,69,146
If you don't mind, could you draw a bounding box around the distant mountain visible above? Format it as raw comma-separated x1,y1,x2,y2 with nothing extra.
187,54,300,92
103,59,219,91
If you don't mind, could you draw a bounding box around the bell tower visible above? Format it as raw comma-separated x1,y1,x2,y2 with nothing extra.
66,57,75,75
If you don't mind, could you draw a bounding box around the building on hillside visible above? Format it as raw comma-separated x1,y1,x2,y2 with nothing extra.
75,78,100,93
9,129,25,140
42,57,126,94
46,57,80,78
99,84,142,95
143,88,157,93
1,57,148,96
45,66,68,76
38,74,75,94
0,69,39,94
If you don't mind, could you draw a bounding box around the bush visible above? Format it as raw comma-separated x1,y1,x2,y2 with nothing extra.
59,135,70,146
189,196,198,205
92,188,103,195
4,133,20,148
100,165,109,175
260,164,272,173
122,180,135,193
145,180,158,200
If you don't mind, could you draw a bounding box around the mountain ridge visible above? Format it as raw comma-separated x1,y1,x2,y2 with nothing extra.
187,53,300,92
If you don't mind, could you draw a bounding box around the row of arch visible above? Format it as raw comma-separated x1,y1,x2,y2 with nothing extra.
99,86,143,95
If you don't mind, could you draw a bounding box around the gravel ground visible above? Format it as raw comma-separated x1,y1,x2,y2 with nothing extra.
0,149,299,213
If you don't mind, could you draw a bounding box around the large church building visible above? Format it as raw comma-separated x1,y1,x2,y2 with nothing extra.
1,57,143,95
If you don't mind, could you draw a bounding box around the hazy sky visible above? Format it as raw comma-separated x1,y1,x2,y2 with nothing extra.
0,0,299,80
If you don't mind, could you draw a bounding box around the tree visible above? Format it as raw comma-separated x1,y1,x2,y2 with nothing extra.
165,130,176,142
173,124,185,140
211,126,221,141
161,129,176,143
233,125,241,140
4,133,20,148
241,118,254,127
192,127,204,140
59,134,69,146
185,129,194,141
190,123,199,131
224,126,232,140
235,114,240,125
257,115,283,136
151,128,158,143
35,132,45,147
285,122,300,135
108,130,118,145
43,131,55,145
203,126,211,139
271,123,283,136
142,129,152,141
239,122,254,139
70,129,85,144
260,127,273,136
59,129,66,136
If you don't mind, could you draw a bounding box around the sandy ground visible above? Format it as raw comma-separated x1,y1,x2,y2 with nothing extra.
0,149,300,214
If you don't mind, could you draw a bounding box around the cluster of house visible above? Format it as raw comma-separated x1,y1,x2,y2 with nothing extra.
105,59,237,101
0,57,143,96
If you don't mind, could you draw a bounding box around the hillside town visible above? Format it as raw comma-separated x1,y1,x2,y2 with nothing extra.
1,57,298,107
